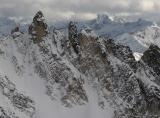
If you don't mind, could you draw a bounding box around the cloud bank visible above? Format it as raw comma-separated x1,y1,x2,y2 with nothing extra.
0,0,160,22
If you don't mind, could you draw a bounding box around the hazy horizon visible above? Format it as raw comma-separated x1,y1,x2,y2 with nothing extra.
0,0,160,23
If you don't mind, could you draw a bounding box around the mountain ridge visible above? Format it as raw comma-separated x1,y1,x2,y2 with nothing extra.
1,12,160,118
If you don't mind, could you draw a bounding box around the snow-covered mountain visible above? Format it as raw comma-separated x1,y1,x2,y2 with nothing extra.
74,14,154,37
0,17,29,37
116,25,160,52
115,23,160,62
1,14,158,55
1,12,160,118
77,14,160,61
1,26,160,118
0,31,115,118
53,14,159,59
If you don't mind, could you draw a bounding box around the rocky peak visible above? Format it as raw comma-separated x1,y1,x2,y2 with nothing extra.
96,14,113,25
28,11,48,43
33,11,44,23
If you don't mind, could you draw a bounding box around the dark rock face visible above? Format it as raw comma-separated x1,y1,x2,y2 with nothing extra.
66,32,160,117
138,44,160,116
29,11,48,43
141,44,160,76
68,21,79,54
76,34,146,117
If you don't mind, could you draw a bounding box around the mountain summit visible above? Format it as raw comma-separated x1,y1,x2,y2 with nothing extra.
29,11,48,43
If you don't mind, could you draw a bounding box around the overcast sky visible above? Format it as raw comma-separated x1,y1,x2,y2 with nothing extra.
1,0,160,23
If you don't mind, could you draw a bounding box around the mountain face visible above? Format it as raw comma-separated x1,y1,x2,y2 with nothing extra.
29,11,48,43
141,44,160,76
0,14,160,118
53,14,159,60
1,12,160,118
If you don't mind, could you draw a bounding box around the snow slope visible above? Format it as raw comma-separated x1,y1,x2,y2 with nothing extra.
1,14,160,118
0,33,114,118
116,25,160,60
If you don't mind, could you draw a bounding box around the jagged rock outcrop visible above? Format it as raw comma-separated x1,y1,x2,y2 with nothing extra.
68,21,79,54
11,26,22,38
105,39,138,71
141,44,160,76
66,30,160,117
29,11,48,43
74,33,144,117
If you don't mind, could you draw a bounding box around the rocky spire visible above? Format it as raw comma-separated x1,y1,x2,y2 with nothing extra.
28,11,48,43
68,21,79,54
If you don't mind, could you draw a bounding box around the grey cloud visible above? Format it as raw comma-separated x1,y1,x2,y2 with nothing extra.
0,0,160,22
